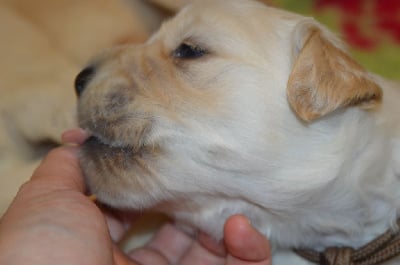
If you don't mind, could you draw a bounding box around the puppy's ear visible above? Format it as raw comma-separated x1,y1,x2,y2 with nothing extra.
287,21,382,121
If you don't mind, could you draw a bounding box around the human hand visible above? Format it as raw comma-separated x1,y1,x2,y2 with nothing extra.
0,131,271,265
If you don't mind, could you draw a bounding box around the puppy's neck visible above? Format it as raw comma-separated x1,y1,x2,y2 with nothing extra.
268,78,400,250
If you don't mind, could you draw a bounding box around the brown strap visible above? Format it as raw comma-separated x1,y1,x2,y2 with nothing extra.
294,219,400,265
321,247,353,265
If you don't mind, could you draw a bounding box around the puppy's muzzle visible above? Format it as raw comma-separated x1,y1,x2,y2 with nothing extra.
75,66,96,97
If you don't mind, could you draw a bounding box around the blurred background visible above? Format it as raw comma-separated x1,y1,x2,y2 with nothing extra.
272,0,400,79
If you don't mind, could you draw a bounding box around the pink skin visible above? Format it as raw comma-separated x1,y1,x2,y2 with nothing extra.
62,128,91,145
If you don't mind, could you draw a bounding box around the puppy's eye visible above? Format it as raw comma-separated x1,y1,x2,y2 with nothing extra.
173,43,207,59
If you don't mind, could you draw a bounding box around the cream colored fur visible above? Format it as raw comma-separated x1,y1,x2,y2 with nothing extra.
76,0,400,263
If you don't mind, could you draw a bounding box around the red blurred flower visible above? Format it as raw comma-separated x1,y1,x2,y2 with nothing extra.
314,0,400,49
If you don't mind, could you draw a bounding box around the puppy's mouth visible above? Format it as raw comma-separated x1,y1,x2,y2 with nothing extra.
79,126,162,166
86,134,128,148
83,134,142,155
62,128,131,149
85,135,121,148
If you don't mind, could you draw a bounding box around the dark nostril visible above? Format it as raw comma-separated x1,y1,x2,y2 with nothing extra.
74,66,95,97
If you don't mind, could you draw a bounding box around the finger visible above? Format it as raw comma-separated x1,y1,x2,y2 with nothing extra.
129,247,169,265
30,146,85,192
130,223,193,264
224,215,271,264
105,213,128,242
103,210,139,242
113,245,140,265
62,128,91,145
198,232,226,257
179,241,225,265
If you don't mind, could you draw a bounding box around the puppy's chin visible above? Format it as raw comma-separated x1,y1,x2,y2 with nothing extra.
79,135,165,209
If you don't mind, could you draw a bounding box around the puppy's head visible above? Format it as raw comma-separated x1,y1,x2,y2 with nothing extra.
76,0,382,240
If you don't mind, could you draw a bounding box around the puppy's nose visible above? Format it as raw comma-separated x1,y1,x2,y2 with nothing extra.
74,66,95,96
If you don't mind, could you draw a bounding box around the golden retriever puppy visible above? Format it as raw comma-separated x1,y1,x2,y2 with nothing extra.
76,0,400,263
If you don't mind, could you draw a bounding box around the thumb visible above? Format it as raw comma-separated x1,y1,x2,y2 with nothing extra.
224,215,271,264
30,146,85,192
113,245,140,265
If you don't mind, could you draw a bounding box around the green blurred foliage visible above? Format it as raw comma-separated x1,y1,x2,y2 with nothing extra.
270,0,400,80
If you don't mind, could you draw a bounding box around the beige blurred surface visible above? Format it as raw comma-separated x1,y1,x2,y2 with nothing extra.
0,0,168,215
